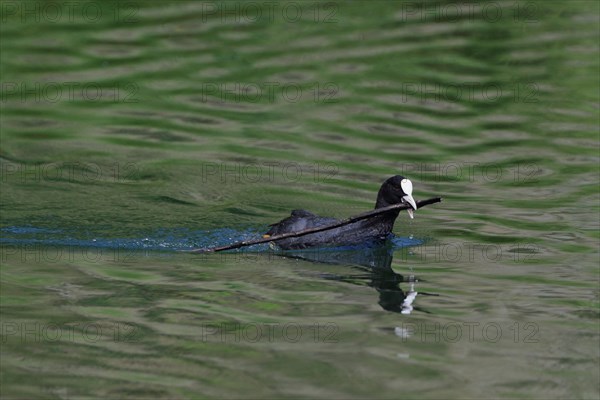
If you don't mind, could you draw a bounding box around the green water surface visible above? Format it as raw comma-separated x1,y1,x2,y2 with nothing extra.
1,1,599,399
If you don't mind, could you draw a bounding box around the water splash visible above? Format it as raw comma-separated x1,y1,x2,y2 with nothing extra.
0,225,423,253
0,226,264,252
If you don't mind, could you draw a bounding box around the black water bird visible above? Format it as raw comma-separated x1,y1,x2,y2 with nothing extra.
264,175,417,250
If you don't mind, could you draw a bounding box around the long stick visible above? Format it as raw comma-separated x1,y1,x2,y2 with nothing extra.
189,197,442,253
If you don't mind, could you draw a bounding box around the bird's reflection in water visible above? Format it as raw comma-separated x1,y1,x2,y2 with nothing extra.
272,237,436,314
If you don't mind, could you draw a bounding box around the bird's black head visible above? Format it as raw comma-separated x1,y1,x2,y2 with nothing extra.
375,175,417,218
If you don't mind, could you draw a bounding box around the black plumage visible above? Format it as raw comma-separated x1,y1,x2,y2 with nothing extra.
265,175,417,250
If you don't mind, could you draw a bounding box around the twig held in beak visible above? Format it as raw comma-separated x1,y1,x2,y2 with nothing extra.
188,197,442,254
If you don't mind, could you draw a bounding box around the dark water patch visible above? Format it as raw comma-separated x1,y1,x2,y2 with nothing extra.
0,225,263,252
151,196,197,206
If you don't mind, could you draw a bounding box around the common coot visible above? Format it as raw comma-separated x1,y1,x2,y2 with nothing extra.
264,175,417,249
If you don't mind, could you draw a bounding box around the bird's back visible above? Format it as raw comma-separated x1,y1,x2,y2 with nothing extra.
265,209,398,250
265,209,338,236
